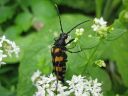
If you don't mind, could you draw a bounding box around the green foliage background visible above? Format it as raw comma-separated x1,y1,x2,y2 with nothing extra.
0,0,128,96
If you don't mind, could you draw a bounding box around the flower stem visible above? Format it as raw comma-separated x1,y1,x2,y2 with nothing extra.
82,41,101,74
95,0,103,17
103,0,113,20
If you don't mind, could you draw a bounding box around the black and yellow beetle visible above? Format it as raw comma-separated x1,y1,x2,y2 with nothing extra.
51,4,89,83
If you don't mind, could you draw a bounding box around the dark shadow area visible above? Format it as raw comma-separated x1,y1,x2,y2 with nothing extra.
102,59,127,94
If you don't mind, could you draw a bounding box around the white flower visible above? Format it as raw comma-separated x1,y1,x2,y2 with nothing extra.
90,79,103,96
74,37,79,42
73,28,84,43
80,28,84,33
0,50,7,61
5,40,20,57
48,74,56,81
68,75,84,84
95,60,106,67
31,70,41,83
67,75,103,96
0,35,20,67
0,50,7,66
0,35,20,57
32,71,103,96
32,73,71,96
75,28,84,36
11,41,20,57
34,86,45,96
57,83,71,96
91,17,107,32
0,35,7,47
67,75,86,96
94,17,107,26
91,17,109,38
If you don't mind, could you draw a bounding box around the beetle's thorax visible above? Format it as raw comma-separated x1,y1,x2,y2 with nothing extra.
54,33,68,46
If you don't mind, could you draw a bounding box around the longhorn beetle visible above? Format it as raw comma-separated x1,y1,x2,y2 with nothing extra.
51,4,89,83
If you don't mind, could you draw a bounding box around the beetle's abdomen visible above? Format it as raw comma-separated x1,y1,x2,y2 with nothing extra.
51,47,67,83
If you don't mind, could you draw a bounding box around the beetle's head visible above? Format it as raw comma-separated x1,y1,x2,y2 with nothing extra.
60,33,68,39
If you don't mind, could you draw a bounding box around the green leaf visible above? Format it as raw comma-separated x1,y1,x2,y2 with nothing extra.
15,12,33,31
0,0,9,5
123,90,128,96
110,32,128,87
0,67,14,74
123,0,128,8
101,27,128,92
80,36,100,49
16,0,31,8
0,6,15,23
5,26,22,39
30,0,56,23
0,85,15,96
17,33,52,96
119,9,128,29
107,20,127,41
58,0,95,13
88,66,111,91
17,14,92,96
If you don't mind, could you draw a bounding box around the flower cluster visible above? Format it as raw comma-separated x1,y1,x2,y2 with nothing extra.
91,17,110,38
64,28,84,47
74,28,84,42
31,70,103,96
0,35,20,66
31,70,70,96
95,60,106,68
67,75,103,96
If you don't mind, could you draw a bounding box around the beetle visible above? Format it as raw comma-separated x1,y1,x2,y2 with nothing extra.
51,4,89,83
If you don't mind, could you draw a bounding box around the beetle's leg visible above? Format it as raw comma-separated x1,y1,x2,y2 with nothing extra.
66,39,74,45
67,47,87,53
67,49,83,53
66,38,77,49
67,43,76,49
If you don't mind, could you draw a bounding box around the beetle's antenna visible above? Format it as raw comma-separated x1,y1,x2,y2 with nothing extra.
54,4,64,33
67,20,90,34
